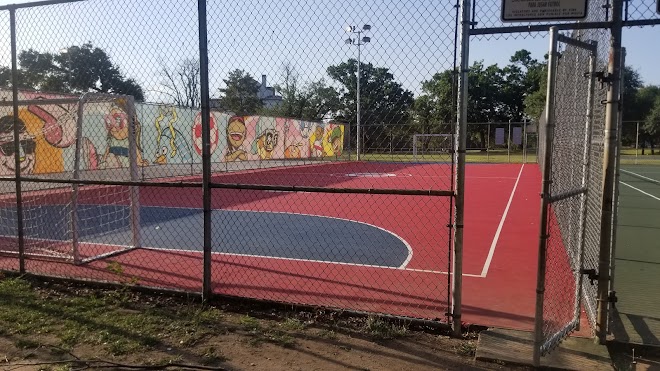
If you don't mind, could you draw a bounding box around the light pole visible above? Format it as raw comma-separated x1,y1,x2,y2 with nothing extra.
345,24,371,161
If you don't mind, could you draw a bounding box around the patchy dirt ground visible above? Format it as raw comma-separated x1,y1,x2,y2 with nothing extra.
0,275,538,371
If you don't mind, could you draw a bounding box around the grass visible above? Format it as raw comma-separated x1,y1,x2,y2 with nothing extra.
0,277,228,357
346,150,536,164
362,316,409,340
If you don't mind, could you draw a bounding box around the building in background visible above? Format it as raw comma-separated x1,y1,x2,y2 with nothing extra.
210,74,282,111
257,75,282,108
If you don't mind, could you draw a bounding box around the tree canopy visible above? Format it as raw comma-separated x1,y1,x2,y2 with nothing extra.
327,59,414,149
260,63,341,121
0,43,144,101
217,69,262,116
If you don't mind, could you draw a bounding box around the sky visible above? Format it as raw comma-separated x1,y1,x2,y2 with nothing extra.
0,0,658,103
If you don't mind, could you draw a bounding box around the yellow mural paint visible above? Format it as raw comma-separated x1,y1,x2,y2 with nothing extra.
19,109,64,174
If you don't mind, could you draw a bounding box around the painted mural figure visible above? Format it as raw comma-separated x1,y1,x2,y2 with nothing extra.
0,115,36,176
256,129,278,159
311,125,325,158
329,126,343,157
101,103,148,169
225,116,247,161
154,106,178,165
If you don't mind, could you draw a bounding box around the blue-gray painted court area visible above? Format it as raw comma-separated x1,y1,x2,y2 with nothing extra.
0,205,410,268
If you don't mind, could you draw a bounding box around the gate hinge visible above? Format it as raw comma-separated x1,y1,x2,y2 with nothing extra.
580,268,599,285
593,71,612,89
609,290,618,306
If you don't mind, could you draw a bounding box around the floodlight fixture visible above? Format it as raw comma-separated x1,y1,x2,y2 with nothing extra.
342,23,373,161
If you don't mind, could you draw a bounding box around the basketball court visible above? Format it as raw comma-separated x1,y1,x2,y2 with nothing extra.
0,161,555,331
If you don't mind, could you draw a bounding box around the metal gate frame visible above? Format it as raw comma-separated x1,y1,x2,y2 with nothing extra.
533,27,598,366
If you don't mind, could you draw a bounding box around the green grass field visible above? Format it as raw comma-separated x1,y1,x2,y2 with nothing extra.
341,149,537,164
620,148,660,165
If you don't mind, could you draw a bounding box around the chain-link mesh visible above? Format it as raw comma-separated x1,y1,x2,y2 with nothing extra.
537,17,612,353
465,122,537,163
205,0,456,320
624,0,660,22
0,0,459,323
0,0,204,291
539,34,595,354
579,26,610,336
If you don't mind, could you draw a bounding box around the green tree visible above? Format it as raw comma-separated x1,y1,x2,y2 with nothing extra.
217,69,262,115
415,69,455,131
642,96,660,154
261,63,341,121
327,59,414,151
506,50,547,120
621,82,660,154
0,43,144,101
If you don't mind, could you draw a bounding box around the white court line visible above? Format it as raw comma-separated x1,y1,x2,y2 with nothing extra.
620,169,660,184
141,246,484,277
620,181,660,201
480,164,525,277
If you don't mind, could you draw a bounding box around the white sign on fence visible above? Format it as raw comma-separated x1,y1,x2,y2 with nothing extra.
513,127,523,145
495,128,506,145
501,0,588,22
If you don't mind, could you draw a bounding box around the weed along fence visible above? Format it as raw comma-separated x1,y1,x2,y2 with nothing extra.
0,0,659,366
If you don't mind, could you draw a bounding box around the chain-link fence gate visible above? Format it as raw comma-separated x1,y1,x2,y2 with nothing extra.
535,28,600,359
462,0,660,365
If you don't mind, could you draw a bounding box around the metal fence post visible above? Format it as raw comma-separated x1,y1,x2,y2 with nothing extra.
596,0,623,344
533,26,559,367
523,119,528,163
486,124,490,162
574,41,598,331
508,120,512,163
609,47,626,331
198,0,212,301
9,8,25,273
452,0,471,338
71,96,85,264
635,121,639,164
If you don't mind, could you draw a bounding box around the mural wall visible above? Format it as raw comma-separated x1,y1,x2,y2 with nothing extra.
0,90,344,175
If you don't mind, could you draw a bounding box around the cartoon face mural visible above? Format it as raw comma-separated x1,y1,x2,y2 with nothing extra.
0,88,345,173
192,112,220,157
329,126,343,157
256,129,278,159
310,125,325,158
251,117,279,160
101,103,149,169
225,116,247,161
0,115,36,176
27,102,78,149
284,144,302,158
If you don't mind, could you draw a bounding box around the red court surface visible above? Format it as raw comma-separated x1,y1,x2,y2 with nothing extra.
0,162,592,334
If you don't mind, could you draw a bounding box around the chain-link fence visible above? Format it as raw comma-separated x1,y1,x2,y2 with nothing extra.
2,0,658,362
0,0,461,326
619,121,660,164
465,122,537,163
336,121,537,164
536,29,605,355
